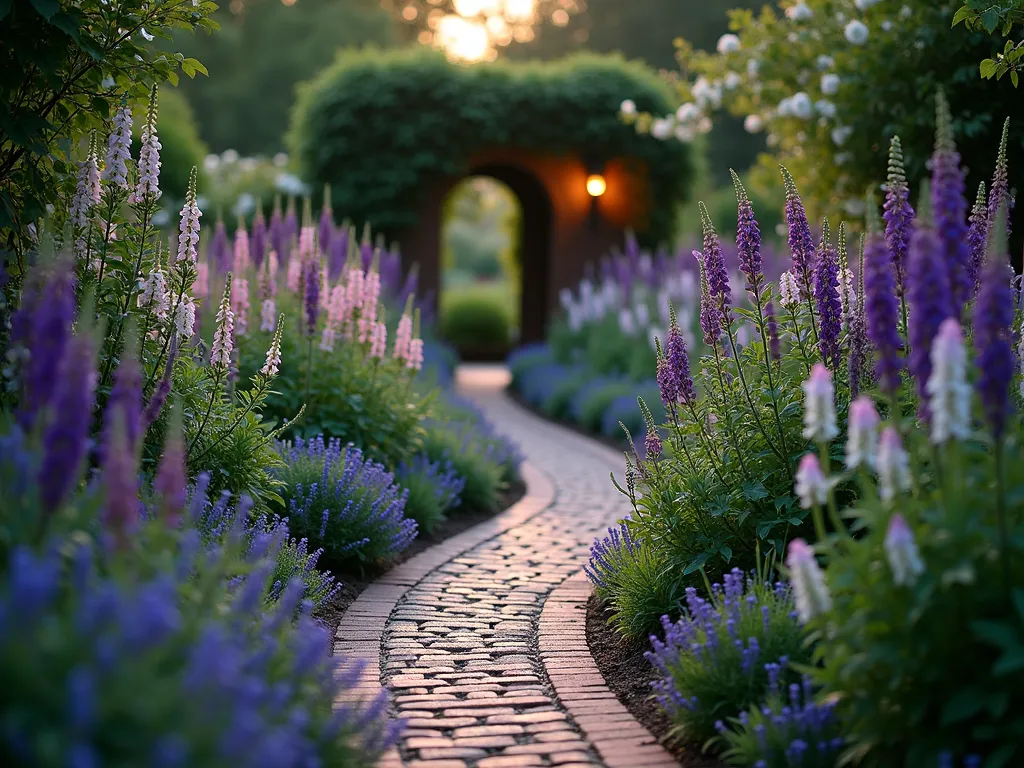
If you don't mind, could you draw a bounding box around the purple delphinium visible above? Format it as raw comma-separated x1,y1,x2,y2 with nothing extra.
143,337,178,428
731,170,763,293
813,226,842,370
359,224,373,273
967,182,988,292
781,166,817,301
328,224,349,282
972,203,1015,439
764,301,781,362
645,428,663,459
303,257,320,336
283,197,299,256
699,203,733,323
250,205,267,270
987,118,1011,240
863,232,904,395
210,216,230,274
101,412,141,548
906,211,953,417
153,424,187,527
15,261,76,432
38,334,97,513
274,436,417,566
100,354,143,464
318,185,333,256
269,196,286,260
666,315,696,406
883,136,914,299
931,92,972,315
398,262,419,308
697,253,723,347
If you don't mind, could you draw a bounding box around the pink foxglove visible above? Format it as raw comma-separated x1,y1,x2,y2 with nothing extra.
786,539,832,621
802,363,839,442
795,452,830,508
260,319,284,377
102,105,133,189
884,513,925,586
845,395,880,470
210,278,235,369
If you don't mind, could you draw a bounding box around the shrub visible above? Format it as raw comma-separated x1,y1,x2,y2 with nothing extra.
645,570,810,746
630,0,1023,245
507,341,554,385
431,393,525,485
571,377,634,434
441,290,511,348
422,421,503,512
515,360,575,409
541,369,588,421
290,47,691,247
395,453,466,534
273,437,418,570
714,673,844,767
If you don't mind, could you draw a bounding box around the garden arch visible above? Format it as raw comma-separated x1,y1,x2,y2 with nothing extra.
291,48,694,342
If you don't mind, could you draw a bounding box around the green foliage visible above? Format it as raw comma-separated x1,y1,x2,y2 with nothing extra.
236,293,429,469
131,87,207,203
422,422,502,513
809,429,1024,766
0,0,216,254
395,462,448,534
665,0,1023,242
577,380,634,434
954,0,1024,86
443,178,518,283
440,289,511,349
172,0,395,154
290,47,692,247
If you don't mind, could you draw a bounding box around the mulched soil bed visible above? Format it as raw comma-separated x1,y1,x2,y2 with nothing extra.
320,478,527,646
587,593,726,768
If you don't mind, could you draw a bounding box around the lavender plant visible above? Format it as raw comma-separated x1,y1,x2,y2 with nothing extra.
273,436,418,569
646,569,810,746
714,673,844,768
395,453,466,533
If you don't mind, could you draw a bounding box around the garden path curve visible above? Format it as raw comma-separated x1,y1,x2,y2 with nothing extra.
334,365,678,768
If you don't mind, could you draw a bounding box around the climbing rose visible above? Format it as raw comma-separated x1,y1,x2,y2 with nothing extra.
884,514,925,587
786,538,832,621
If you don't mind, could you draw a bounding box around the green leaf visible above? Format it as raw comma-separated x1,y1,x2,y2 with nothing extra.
980,59,999,78
993,650,1024,676
951,6,971,26
29,0,59,20
183,57,209,77
941,687,987,725
1012,70,1020,88
0,0,12,21
970,619,1020,651
981,8,1000,32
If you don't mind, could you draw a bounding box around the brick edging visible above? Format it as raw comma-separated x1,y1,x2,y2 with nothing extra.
332,460,557,767
540,572,678,768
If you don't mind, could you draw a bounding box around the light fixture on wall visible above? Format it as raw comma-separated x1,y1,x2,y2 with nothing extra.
585,158,605,231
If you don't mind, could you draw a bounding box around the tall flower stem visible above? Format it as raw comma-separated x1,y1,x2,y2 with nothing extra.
670,401,726,484
995,441,1011,595
94,193,120,290
190,377,273,467
725,314,787,466
817,441,847,538
304,336,314,405
711,344,751,475
186,367,223,454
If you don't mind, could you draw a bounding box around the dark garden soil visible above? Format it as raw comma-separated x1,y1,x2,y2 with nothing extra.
320,478,527,647
586,594,726,768
506,387,629,456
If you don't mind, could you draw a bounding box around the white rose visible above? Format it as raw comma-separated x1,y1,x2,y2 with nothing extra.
620,99,637,115
845,20,869,44
717,34,741,54
881,19,893,31
855,0,880,9
821,73,841,95
747,58,760,77
651,118,673,140
744,114,764,133
674,123,695,142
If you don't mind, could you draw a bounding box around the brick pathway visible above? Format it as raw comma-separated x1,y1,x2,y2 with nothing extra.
337,365,677,768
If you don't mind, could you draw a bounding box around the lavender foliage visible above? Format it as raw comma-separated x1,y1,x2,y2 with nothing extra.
646,570,809,744
274,436,417,567
396,453,467,532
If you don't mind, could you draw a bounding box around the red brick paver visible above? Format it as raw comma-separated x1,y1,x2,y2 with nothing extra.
336,366,675,767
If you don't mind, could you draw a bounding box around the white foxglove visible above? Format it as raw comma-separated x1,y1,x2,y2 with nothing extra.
795,452,831,508
802,363,839,442
926,318,970,444
786,539,831,621
884,514,925,587
877,426,911,505
845,395,880,470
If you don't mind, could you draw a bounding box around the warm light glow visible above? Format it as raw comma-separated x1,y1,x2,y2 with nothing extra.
435,15,491,61
551,8,568,25
586,174,606,198
402,4,418,19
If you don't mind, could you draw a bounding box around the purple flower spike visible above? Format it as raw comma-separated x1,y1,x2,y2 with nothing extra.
699,203,732,323
882,136,914,299
987,118,1011,241
154,422,187,527
211,216,230,274
973,202,1015,439
863,232,903,395
269,196,285,261
697,253,722,347
931,92,972,315
15,261,76,432
303,257,320,336
284,198,299,258
39,334,98,514
359,223,373,273
661,311,696,407
328,224,349,282
906,212,952,418
731,170,762,292
102,353,143,463
967,182,988,292
251,205,267,270
781,166,817,301
813,224,842,370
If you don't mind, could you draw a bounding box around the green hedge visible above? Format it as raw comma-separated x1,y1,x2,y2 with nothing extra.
289,48,692,247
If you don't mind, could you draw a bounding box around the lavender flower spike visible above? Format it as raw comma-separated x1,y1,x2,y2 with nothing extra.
931,91,972,315
39,334,98,513
698,203,732,323
863,230,903,396
906,190,953,420
730,169,762,292
697,253,722,347
967,182,988,291
882,135,914,298
813,220,842,370
987,118,1011,241
847,234,869,397
666,305,696,406
154,415,187,527
972,201,1015,439
781,166,817,301
101,410,141,548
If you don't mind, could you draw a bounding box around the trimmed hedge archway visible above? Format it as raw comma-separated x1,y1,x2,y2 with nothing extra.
290,48,693,341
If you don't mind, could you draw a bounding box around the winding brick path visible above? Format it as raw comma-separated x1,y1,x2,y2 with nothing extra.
335,366,677,768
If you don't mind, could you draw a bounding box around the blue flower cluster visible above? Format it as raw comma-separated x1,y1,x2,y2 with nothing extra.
583,522,639,592
397,453,466,513
274,436,417,568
